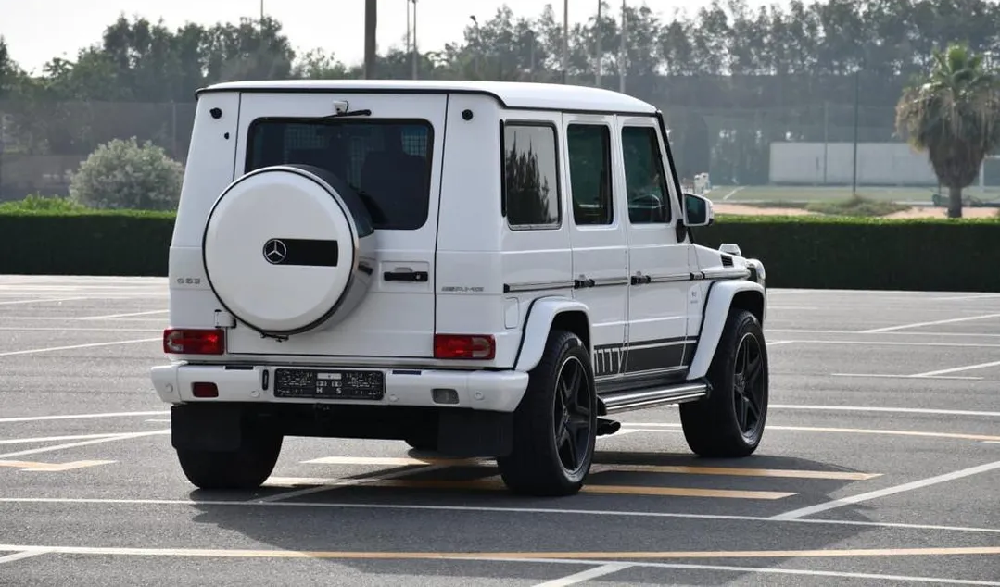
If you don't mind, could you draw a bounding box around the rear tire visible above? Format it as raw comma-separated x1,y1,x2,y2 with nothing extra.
176,432,284,490
497,330,598,497
679,307,768,457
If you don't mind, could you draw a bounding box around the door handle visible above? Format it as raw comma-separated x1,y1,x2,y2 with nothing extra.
384,270,428,282
631,274,652,285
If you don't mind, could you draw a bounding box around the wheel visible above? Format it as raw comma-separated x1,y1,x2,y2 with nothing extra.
175,431,284,490
497,330,598,496
679,307,768,457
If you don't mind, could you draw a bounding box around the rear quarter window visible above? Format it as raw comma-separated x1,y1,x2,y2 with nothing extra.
246,118,434,231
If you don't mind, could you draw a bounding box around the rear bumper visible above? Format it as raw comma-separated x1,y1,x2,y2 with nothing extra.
150,362,529,413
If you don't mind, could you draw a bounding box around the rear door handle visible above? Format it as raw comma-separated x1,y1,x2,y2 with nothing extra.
384,270,428,282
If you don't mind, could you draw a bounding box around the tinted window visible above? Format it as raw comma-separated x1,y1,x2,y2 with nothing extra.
567,124,613,225
246,119,433,231
502,123,561,229
621,126,672,224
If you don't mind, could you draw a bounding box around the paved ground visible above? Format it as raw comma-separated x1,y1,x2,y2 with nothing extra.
1,276,998,586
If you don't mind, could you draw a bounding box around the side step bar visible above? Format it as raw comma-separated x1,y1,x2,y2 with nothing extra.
599,382,708,415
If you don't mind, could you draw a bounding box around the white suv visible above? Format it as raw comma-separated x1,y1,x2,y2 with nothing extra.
150,80,769,497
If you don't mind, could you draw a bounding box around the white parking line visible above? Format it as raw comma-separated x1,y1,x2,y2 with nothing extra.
911,360,1000,378
0,550,48,565
0,496,998,534
0,297,88,306
618,422,1000,443
771,459,1000,521
0,328,161,333
256,463,453,503
721,186,745,201
0,431,169,459
932,293,1000,301
831,373,983,381
0,432,146,445
0,338,160,358
768,405,1000,418
863,313,1000,333
534,563,631,586
0,410,168,424
81,310,168,320
769,329,1000,338
776,339,1000,348
533,560,1000,587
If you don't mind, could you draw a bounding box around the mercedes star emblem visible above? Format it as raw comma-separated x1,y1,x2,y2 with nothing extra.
262,239,287,264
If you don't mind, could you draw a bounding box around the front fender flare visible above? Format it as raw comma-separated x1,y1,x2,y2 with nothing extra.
513,296,591,373
686,280,766,381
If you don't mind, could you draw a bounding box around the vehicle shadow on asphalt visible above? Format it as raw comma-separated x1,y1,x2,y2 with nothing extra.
183,450,880,584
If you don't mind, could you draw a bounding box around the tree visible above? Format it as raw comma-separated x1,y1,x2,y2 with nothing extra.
894,43,1000,218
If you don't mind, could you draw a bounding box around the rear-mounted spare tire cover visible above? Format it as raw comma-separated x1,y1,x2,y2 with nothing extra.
202,164,375,336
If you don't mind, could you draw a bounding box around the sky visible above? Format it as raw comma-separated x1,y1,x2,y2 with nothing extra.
0,0,769,75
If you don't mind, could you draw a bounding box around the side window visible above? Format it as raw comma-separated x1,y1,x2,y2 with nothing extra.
567,123,614,225
622,126,672,224
502,123,561,229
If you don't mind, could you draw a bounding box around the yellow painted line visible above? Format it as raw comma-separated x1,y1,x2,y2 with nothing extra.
274,475,793,500
622,423,1000,443
0,460,116,472
591,464,881,481
302,455,481,467
1,544,998,560
304,456,879,482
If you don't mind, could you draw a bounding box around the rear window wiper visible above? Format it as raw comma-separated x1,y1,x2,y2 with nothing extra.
321,109,372,119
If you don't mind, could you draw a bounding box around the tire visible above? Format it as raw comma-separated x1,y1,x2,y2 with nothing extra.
679,307,768,457
497,330,598,496
175,431,284,490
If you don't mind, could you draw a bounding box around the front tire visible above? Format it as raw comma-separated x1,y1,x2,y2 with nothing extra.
497,330,598,497
176,431,284,490
679,307,768,457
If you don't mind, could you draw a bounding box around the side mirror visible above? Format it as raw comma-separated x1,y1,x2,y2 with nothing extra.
683,192,714,227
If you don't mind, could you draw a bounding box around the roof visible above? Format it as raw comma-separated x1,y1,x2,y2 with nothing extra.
197,79,658,115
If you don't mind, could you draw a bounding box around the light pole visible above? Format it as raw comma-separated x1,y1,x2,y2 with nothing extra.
596,1,602,88
411,0,418,80
364,0,377,79
619,0,627,93
562,0,568,84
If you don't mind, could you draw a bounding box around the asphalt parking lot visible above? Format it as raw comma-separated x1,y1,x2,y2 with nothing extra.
1,276,998,586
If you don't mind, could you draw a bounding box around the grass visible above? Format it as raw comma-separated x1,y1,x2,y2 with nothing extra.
804,194,910,217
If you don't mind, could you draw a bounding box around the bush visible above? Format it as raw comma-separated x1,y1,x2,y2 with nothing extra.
0,210,998,292
69,137,184,211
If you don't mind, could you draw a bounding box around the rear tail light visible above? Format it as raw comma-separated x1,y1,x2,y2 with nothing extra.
163,329,225,355
192,382,219,398
434,334,496,360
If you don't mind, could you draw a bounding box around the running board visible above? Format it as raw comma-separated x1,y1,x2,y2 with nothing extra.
599,382,708,415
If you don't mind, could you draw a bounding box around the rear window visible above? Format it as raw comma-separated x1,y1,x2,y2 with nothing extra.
246,119,434,231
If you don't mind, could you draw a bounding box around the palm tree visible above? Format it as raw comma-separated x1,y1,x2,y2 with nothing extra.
894,43,1000,218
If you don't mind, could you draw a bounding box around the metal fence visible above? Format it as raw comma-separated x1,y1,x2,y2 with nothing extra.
1,98,997,203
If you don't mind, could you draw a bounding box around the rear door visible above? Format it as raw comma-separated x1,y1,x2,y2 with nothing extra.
225,92,448,358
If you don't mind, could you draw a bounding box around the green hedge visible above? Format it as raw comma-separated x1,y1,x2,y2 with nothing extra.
1,210,999,292
695,216,1000,292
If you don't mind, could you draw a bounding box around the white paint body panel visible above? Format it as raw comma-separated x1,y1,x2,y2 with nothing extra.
686,278,766,381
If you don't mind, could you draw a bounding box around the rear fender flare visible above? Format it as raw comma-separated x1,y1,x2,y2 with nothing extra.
513,297,591,373
686,280,766,381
